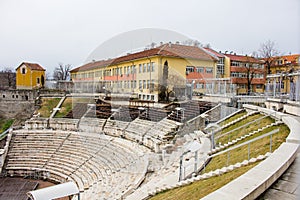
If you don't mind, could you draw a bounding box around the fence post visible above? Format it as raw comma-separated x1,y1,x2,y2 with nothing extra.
270,134,272,153
248,143,250,160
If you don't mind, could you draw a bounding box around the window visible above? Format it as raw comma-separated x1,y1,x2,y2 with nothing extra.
151,95,154,101
143,80,146,89
277,59,283,65
37,78,40,84
147,63,151,72
196,67,204,73
218,57,224,64
217,65,224,75
196,83,204,89
240,84,246,89
231,61,241,67
143,63,147,73
256,84,263,89
21,67,26,74
151,62,155,72
139,64,142,73
147,80,150,89
186,66,194,74
127,66,130,75
139,80,142,89
206,67,213,73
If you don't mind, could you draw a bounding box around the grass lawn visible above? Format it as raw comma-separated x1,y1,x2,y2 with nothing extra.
55,98,72,118
150,162,259,200
149,112,289,200
0,118,14,139
55,97,94,118
218,110,246,126
216,115,275,145
37,97,61,118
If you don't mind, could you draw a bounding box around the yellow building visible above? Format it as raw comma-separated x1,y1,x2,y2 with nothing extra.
266,54,300,99
16,62,46,89
70,43,217,101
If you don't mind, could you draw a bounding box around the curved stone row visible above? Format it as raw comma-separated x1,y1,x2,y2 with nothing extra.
5,130,149,198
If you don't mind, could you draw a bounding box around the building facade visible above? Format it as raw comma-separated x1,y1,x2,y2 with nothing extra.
16,62,46,90
70,44,217,101
225,53,265,95
265,54,300,100
203,48,265,95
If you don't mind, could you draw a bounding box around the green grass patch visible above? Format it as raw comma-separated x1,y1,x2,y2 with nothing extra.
204,124,288,173
55,98,73,118
150,162,259,200
38,98,61,118
218,110,246,126
0,118,14,139
54,97,94,118
150,111,290,200
216,115,275,145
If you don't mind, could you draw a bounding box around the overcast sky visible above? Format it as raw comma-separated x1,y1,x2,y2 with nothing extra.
0,0,299,75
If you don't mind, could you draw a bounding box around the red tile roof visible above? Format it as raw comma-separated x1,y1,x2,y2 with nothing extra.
17,62,45,71
275,54,300,64
71,44,217,73
225,54,262,63
203,47,225,58
70,59,114,73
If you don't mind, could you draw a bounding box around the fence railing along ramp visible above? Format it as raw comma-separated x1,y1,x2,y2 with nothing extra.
202,104,300,200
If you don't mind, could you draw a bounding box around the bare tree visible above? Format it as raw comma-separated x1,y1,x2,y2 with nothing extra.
0,68,16,89
258,40,280,74
244,56,263,95
53,63,71,80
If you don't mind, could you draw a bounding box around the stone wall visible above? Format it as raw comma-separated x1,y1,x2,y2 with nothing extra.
0,89,38,119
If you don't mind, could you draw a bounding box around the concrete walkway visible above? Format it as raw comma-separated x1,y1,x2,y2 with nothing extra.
258,115,300,200
258,153,300,200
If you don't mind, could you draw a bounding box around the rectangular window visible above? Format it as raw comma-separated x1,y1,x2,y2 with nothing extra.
37,78,40,84
231,61,241,67
139,80,142,89
127,66,130,75
143,80,146,89
143,63,147,73
206,67,213,73
196,83,204,89
256,84,263,89
147,63,151,72
147,80,150,89
151,62,155,72
218,57,224,64
196,67,204,73
217,65,225,75
139,64,142,73
186,66,194,74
